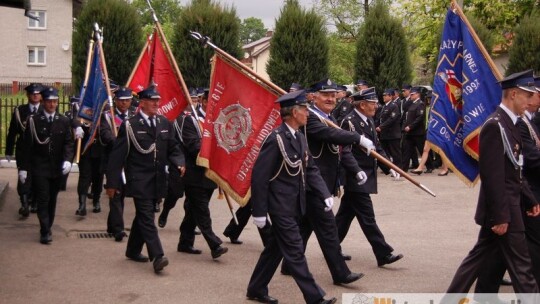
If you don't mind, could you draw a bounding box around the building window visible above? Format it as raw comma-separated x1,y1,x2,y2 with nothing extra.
28,46,46,65
28,11,46,29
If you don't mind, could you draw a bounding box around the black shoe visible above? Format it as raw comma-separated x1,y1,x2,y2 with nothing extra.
158,211,168,228
223,231,243,244
438,171,449,176
410,169,423,175
500,277,512,286
126,253,149,263
246,294,279,304
76,195,87,216
341,252,352,261
317,297,337,304
425,168,433,173
377,253,404,267
19,206,30,217
114,232,127,242
177,245,202,254
153,256,169,273
211,246,228,259
92,200,101,213
30,203,38,213
333,272,364,285
39,233,52,244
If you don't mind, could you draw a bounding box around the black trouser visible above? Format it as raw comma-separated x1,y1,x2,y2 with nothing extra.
446,227,538,294
223,200,271,246
16,171,32,202
126,198,163,261
33,175,61,236
335,191,393,260
380,138,401,168
107,189,125,234
77,153,103,197
247,215,325,304
283,191,351,281
401,134,424,171
179,187,221,250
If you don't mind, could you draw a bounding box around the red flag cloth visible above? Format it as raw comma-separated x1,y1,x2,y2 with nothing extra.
197,53,281,206
127,30,188,121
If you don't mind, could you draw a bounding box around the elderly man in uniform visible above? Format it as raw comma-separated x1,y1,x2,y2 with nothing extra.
442,70,540,301
376,88,402,167
5,83,43,216
246,90,337,304
100,87,136,242
19,87,74,244
336,88,403,267
281,78,366,284
106,86,185,273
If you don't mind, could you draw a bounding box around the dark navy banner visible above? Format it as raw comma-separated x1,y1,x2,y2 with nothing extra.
78,44,109,154
427,8,501,185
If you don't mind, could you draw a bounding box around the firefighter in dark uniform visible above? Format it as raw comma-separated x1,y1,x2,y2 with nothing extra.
399,84,419,170
105,86,185,273
281,79,365,284
5,83,43,216
331,85,354,123
442,70,540,302
400,86,425,172
336,87,403,267
177,89,228,259
100,87,136,242
246,90,337,304
376,88,402,167
19,87,74,244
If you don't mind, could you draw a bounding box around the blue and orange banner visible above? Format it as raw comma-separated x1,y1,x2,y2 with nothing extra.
427,4,502,186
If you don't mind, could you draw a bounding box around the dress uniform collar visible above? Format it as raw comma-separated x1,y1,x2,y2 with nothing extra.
284,122,298,139
499,104,519,125
353,108,369,124
524,110,533,121
44,112,56,122
139,110,155,126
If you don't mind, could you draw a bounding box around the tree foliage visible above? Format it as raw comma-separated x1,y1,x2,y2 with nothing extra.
171,0,241,88
506,11,540,75
355,0,412,91
240,17,267,45
131,0,182,40
72,0,143,92
315,0,371,40
267,0,329,90
328,35,356,84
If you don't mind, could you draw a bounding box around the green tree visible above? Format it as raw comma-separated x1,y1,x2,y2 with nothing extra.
506,11,540,75
316,0,370,40
240,17,267,45
171,0,241,88
72,0,143,91
131,0,182,40
328,34,356,84
267,0,329,89
355,0,412,92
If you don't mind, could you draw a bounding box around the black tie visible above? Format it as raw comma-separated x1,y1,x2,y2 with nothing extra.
49,116,53,123
31,106,36,114
149,117,156,135
119,113,126,121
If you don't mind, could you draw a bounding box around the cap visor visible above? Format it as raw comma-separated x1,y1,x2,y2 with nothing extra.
517,85,537,93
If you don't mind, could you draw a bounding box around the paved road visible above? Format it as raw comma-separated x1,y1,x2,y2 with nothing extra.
0,167,512,303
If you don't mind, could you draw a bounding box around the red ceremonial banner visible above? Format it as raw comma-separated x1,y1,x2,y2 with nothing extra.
127,30,187,121
197,54,281,206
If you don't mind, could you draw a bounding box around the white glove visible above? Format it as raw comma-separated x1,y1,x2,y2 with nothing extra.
74,127,84,139
356,171,368,185
324,197,334,212
253,216,267,228
62,161,72,175
19,170,27,183
6,155,13,162
359,135,375,155
389,169,400,180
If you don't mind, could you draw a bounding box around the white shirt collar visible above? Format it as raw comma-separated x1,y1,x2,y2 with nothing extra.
45,112,55,120
499,104,519,125
284,122,298,139
354,108,369,124
524,110,533,121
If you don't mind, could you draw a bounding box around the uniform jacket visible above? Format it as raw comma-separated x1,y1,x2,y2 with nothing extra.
106,113,185,199
341,110,390,194
331,98,354,124
402,98,425,136
378,101,401,140
19,112,74,178
179,112,216,189
5,103,41,166
303,106,362,195
99,107,136,176
251,123,331,218
517,114,540,202
474,107,537,232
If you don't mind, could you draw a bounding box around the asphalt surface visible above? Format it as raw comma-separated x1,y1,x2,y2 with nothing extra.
0,166,513,303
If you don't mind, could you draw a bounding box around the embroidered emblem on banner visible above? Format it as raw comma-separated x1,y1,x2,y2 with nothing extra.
214,103,252,153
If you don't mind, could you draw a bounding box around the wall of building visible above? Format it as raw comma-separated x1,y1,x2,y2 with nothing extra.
0,0,72,83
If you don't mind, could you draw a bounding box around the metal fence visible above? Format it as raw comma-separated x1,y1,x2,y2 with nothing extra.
0,82,74,96
0,95,72,154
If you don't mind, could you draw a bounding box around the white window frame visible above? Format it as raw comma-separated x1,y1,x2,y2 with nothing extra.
27,46,46,66
27,10,47,30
